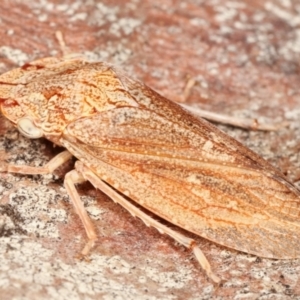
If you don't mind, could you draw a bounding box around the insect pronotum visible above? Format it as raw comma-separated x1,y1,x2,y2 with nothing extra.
1,34,300,284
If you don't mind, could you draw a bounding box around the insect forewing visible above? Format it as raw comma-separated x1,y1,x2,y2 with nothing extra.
61,94,300,260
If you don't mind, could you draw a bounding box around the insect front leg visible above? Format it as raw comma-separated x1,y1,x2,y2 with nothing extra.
1,150,73,175
1,146,98,256
73,160,221,284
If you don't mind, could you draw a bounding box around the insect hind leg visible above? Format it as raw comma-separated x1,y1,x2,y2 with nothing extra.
74,160,221,284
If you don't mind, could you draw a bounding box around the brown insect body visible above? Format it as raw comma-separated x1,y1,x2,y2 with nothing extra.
1,56,300,281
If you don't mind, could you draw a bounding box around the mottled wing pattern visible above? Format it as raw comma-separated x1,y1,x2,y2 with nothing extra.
62,100,300,259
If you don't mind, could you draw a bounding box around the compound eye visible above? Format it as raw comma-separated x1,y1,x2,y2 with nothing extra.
17,117,43,139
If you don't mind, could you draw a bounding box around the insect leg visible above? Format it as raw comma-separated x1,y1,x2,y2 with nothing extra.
1,150,73,174
2,148,98,255
180,103,288,131
64,169,97,256
55,31,85,61
74,160,221,283
179,78,285,130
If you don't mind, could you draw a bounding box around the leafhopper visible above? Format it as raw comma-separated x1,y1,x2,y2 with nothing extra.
0,41,300,284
